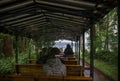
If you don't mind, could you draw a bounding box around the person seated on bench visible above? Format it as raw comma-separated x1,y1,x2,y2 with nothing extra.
43,47,66,76
36,47,48,64
64,44,74,57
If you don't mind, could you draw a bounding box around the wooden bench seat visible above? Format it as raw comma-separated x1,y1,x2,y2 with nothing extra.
66,65,82,76
11,75,34,81
15,64,82,76
0,75,13,81
37,76,92,81
0,75,35,81
64,60,78,65
28,58,78,65
0,75,92,81
15,64,43,75
60,57,77,61
28,59,36,64
67,57,76,60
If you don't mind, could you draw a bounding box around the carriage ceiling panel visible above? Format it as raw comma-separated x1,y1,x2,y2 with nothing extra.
0,0,117,41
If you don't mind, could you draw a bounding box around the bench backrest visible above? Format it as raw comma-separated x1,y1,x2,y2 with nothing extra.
29,59,36,64
37,76,92,81
66,65,82,76
0,75,34,81
28,59,78,65
0,75,92,81
15,64,82,76
67,57,76,60
12,75,34,81
15,64,43,75
64,60,78,65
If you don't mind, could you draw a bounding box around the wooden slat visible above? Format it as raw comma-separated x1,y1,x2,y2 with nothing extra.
0,75,92,81
37,76,92,81
11,75,34,81
0,75,13,81
66,65,82,76
64,76,92,81
68,57,76,60
29,59,36,64
28,59,78,65
15,64,83,76
64,60,78,65
15,64,43,75
36,75,63,81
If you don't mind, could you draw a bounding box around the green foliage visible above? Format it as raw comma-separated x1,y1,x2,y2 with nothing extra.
18,53,29,64
0,57,15,74
93,8,118,64
0,51,37,74
94,59,118,81
85,8,118,81
94,50,118,64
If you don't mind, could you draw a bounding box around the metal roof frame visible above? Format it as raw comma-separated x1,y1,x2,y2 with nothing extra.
0,0,117,41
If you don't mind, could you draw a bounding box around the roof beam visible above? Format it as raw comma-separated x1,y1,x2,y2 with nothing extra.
36,0,95,9
46,14,87,24
47,16,85,26
36,3,93,18
5,14,43,25
11,17,46,26
0,0,34,13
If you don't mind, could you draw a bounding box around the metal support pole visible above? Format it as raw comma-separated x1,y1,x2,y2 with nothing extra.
15,35,18,64
117,6,120,81
71,41,73,49
75,41,76,54
78,36,81,64
75,36,77,55
28,39,31,59
75,42,77,55
82,31,85,76
76,41,79,62
35,40,39,58
90,20,94,81
15,35,19,74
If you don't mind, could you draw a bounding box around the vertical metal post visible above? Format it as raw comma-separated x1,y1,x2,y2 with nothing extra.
75,36,77,55
75,41,76,54
15,35,18,64
76,36,80,63
71,41,73,49
82,31,85,76
78,36,81,64
15,35,19,74
35,40,39,58
117,6,120,81
75,42,77,55
28,39,31,59
90,20,94,81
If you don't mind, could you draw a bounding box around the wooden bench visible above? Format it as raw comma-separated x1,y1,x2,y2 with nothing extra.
0,75,35,81
64,60,78,65
15,64,82,76
15,64,43,75
0,75,13,81
37,76,92,81
66,65,82,76
28,59,78,65
11,75,34,81
60,57,76,61
28,59,36,64
67,57,76,60
0,75,92,81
